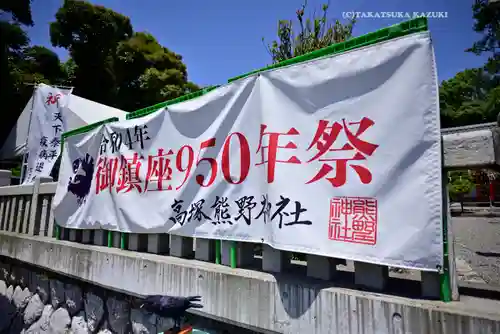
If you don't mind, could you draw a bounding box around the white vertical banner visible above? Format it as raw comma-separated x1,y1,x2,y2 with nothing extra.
23,84,72,184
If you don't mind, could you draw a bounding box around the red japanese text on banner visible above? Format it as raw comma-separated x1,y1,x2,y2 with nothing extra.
53,31,442,271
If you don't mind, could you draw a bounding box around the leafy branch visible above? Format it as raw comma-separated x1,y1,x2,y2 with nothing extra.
262,0,356,64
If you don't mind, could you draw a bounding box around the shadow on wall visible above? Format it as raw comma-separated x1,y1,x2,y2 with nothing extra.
476,251,500,258
267,260,427,320
0,291,21,333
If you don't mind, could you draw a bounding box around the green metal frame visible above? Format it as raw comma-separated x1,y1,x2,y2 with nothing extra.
52,16,452,300
219,17,441,278
228,17,428,83
55,117,119,247
126,85,220,120
440,146,452,302
124,17,430,270
60,117,119,142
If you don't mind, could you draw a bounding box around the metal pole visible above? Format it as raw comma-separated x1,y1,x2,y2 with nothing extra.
19,153,28,184
120,233,127,249
440,144,458,301
490,181,494,209
215,240,221,264
230,241,237,268
440,168,452,302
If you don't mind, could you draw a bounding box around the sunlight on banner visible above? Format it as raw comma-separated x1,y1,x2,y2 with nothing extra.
342,11,448,20
53,32,443,271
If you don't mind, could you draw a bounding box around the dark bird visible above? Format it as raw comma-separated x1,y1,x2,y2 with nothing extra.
138,295,203,331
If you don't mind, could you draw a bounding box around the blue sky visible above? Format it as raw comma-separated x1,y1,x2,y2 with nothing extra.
28,0,488,87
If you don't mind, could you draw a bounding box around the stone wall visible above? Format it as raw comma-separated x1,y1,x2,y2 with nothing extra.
0,257,175,334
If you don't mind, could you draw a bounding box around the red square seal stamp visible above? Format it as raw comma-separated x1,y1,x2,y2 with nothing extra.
328,197,378,245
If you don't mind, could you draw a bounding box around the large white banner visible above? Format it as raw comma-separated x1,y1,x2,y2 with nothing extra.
23,84,72,183
53,32,443,270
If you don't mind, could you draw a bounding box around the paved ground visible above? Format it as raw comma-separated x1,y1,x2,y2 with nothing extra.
452,216,500,288
450,203,500,217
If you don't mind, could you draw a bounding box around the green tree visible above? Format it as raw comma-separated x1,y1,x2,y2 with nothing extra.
114,32,199,111
50,1,199,111
19,46,66,84
449,171,474,213
439,0,500,128
468,0,500,74
0,0,33,26
439,68,498,127
0,0,71,160
263,1,355,63
0,0,34,145
60,58,76,86
50,0,133,105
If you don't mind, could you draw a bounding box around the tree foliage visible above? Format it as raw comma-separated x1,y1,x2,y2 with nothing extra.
439,68,499,127
263,1,355,63
0,0,41,146
49,0,199,110
439,0,500,128
0,0,33,26
449,171,474,195
468,0,500,73
449,171,475,212
0,0,201,164
20,46,66,84
50,0,133,105
114,32,199,111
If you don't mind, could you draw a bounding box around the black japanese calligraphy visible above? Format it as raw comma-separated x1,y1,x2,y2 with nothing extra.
169,199,187,226
48,150,58,159
124,125,150,150
99,126,151,154
110,132,122,153
255,194,272,223
211,196,232,225
50,137,61,148
39,150,48,160
100,135,109,154
234,196,257,225
187,199,211,222
271,195,312,228
53,112,63,122
39,136,48,147
35,161,44,172
52,124,62,136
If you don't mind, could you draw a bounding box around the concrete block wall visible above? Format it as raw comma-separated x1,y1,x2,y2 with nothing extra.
0,256,256,334
0,258,175,333
0,233,500,334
